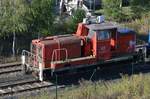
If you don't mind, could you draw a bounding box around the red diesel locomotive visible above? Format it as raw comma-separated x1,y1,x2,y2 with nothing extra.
22,16,148,81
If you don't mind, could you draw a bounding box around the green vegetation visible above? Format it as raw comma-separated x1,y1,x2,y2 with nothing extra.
28,74,150,99
0,0,28,56
123,14,150,35
130,0,150,19
102,0,124,22
101,0,150,22
66,9,86,33
0,0,28,37
28,0,54,37
52,9,86,35
0,0,86,56
0,0,55,56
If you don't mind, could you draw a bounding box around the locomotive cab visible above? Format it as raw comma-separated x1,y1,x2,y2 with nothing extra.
85,23,117,60
79,21,136,60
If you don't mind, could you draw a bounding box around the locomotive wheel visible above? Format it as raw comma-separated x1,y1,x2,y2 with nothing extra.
43,70,52,80
135,49,145,63
138,50,145,63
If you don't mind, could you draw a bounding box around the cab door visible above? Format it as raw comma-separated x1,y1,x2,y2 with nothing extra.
96,30,111,60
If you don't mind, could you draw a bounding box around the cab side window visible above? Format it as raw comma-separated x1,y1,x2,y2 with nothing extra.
97,30,110,40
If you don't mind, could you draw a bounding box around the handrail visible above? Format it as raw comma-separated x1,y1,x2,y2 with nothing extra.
22,48,68,67
22,50,42,67
51,48,68,63
22,50,36,58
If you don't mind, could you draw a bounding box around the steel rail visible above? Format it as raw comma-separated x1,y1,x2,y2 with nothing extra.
0,68,21,75
0,62,21,69
0,81,65,97
0,82,54,96
0,62,22,75
0,78,39,89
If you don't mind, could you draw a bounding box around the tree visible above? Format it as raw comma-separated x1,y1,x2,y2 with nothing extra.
130,0,150,18
28,0,54,37
0,0,28,56
67,9,86,33
102,0,124,22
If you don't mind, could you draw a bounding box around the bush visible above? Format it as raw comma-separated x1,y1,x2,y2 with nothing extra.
27,0,54,37
102,0,124,22
50,9,86,35
122,14,150,35
66,9,86,33
28,74,150,99
130,0,150,19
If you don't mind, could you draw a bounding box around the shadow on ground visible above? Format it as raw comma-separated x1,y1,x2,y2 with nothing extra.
49,62,150,86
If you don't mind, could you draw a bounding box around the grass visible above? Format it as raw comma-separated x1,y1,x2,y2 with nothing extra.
95,7,150,40
121,13,150,44
122,13,150,35
26,73,150,99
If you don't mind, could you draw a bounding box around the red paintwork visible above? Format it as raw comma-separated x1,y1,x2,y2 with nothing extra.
117,34,135,53
76,23,88,36
91,32,111,60
51,57,96,69
32,35,81,68
30,22,136,71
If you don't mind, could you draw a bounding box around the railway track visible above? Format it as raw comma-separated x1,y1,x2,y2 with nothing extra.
0,75,64,98
0,80,50,96
0,62,62,98
0,62,149,98
0,62,21,75
0,61,64,98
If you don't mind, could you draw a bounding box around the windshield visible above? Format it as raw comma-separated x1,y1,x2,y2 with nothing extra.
87,29,95,39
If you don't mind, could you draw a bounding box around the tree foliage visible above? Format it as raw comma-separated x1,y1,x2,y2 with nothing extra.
130,0,150,18
0,0,29,56
102,0,124,22
0,0,28,37
67,9,86,33
28,0,54,37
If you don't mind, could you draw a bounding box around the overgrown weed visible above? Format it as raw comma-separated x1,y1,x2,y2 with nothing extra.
27,73,150,99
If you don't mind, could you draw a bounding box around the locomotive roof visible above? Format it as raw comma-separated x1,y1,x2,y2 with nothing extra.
85,22,118,31
117,28,136,34
37,34,81,46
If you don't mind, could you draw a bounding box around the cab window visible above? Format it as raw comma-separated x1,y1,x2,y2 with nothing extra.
97,30,110,40
87,29,95,39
